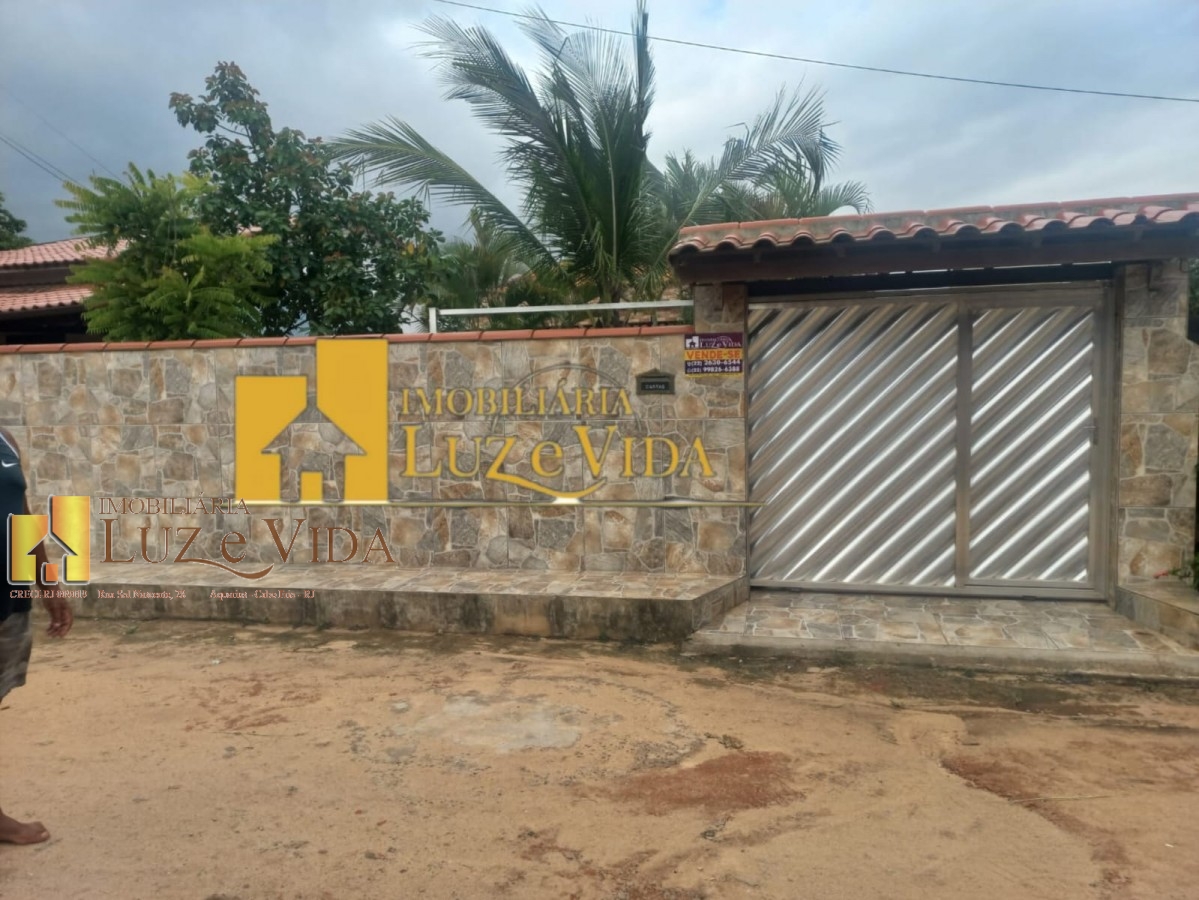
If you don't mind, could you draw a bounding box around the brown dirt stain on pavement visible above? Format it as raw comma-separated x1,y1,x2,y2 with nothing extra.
609,751,799,816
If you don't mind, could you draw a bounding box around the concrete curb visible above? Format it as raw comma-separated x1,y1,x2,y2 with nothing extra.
685,631,1199,679
80,575,748,644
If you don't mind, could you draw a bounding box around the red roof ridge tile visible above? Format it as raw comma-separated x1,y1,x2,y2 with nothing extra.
671,192,1199,258
0,284,93,316
0,237,125,270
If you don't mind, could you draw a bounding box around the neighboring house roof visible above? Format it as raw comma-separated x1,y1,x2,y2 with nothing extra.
670,194,1199,256
0,238,123,319
0,237,118,269
0,284,92,315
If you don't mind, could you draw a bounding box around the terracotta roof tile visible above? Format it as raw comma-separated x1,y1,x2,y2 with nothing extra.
0,238,121,269
670,193,1199,256
0,284,92,315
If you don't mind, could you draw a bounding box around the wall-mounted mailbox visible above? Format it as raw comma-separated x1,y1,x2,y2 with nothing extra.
636,370,675,395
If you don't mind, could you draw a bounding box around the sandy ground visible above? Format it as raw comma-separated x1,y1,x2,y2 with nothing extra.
1,621,1197,900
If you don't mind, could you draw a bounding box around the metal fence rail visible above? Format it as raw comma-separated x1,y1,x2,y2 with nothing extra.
428,300,693,333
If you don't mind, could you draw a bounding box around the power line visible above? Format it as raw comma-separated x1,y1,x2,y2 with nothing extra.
433,0,1199,104
0,130,78,183
0,131,76,182
0,137,67,182
0,85,121,178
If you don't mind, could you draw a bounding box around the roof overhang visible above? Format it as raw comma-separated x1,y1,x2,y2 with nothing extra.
0,284,92,318
669,194,1199,284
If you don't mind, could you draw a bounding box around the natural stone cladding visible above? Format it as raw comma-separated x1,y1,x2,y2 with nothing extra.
1118,260,1199,584
0,326,748,578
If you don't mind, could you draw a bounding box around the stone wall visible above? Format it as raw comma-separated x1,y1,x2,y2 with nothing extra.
1117,259,1199,584
0,326,749,577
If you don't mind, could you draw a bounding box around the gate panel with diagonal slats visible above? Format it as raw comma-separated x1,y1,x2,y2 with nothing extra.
968,305,1096,584
748,300,960,586
747,288,1107,597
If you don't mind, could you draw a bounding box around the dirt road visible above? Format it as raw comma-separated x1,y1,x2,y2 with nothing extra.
1,621,1197,899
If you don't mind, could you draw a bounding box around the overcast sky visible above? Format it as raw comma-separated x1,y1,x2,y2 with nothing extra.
1,0,1196,243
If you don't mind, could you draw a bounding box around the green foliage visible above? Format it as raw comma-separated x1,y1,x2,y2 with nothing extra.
0,190,33,250
1165,555,1199,590
431,209,592,331
170,62,442,336
135,231,274,339
662,148,870,224
335,3,866,306
501,274,574,310
57,164,275,340
432,209,528,311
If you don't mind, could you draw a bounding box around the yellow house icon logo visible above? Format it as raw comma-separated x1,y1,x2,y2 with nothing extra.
7,495,92,584
236,340,389,503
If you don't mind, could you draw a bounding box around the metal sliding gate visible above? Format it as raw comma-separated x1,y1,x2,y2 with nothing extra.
747,285,1112,598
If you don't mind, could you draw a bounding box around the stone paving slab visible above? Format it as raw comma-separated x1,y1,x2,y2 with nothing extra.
690,590,1199,677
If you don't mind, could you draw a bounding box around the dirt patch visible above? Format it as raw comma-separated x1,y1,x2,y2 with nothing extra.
610,751,798,815
3,619,1198,899
943,751,1134,893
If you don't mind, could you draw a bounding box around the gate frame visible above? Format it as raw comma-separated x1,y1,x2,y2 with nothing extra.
745,282,1116,601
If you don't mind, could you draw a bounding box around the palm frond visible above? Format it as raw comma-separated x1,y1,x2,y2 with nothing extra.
812,181,872,216
337,3,864,305
332,118,556,273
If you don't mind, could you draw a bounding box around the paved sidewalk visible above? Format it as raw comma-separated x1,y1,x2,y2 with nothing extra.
690,590,1199,677
80,562,745,642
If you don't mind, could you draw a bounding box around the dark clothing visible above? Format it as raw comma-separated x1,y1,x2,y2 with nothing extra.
1,431,31,623
0,611,32,699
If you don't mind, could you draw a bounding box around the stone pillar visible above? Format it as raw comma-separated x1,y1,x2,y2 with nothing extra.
692,282,748,333
687,281,750,590
1117,259,1198,584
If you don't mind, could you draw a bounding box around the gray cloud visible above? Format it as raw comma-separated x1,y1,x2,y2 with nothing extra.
1,0,1196,243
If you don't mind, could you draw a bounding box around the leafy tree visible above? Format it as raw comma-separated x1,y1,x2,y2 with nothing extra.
170,62,443,336
334,3,866,305
0,190,33,250
57,165,275,340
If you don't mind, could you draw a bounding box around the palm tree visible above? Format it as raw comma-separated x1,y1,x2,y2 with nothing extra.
433,209,528,311
335,2,866,304
667,151,871,224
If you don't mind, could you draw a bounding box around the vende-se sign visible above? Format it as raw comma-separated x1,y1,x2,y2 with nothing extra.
684,332,743,376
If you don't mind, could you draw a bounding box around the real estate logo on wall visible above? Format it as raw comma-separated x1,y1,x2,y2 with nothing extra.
7,495,92,586
236,339,389,503
233,338,718,505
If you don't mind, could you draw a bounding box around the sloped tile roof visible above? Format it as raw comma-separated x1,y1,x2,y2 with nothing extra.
670,193,1199,256
0,238,117,269
0,284,92,315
